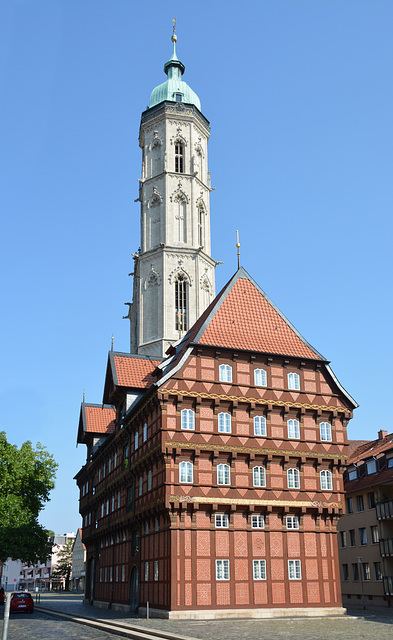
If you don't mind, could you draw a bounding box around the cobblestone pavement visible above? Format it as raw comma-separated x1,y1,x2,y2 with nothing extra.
2,593,393,640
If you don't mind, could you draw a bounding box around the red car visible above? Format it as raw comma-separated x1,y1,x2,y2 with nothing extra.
10,592,34,613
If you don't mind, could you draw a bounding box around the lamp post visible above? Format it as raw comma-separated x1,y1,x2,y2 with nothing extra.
357,556,366,609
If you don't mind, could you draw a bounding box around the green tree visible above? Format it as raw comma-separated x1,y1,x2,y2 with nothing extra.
51,540,74,591
0,431,58,564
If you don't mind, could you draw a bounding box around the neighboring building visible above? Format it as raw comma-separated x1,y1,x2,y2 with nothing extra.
71,529,86,592
0,559,22,591
20,532,76,591
338,430,393,606
75,29,357,618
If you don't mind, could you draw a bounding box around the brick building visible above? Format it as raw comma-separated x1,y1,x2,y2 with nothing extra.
338,430,393,606
75,30,357,618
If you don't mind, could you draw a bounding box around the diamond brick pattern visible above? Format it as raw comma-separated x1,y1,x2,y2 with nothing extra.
271,582,286,604
197,583,211,606
235,582,249,605
216,583,231,605
289,582,303,604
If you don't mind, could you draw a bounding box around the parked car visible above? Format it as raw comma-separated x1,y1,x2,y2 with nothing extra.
10,592,34,613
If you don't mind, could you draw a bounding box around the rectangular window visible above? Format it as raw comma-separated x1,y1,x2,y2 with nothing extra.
349,529,356,547
253,560,266,580
370,525,379,544
253,415,267,436
104,567,107,582
154,517,159,532
339,531,347,548
286,515,300,530
154,560,159,582
145,562,149,581
359,527,367,545
122,565,126,582
216,559,230,580
143,423,147,442
219,364,232,382
288,560,302,580
288,372,300,390
362,563,371,581
387,458,393,469
287,419,300,439
374,562,383,581
109,566,113,582
99,568,102,582
139,477,143,496
148,469,152,491
366,459,377,475
118,490,121,509
115,565,119,582
346,497,353,514
111,495,115,512
251,514,265,529
218,412,231,433
348,469,357,481
357,495,364,512
114,452,117,467
352,563,359,581
368,492,375,509
108,458,111,474
254,368,267,387
342,564,349,581
135,431,139,450
215,514,229,528
145,521,149,535
320,422,332,442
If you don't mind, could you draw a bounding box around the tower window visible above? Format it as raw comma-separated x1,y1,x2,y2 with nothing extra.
175,93,183,102
175,274,188,331
175,143,184,173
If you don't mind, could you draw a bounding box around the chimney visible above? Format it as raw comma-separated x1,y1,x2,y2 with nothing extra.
378,429,388,440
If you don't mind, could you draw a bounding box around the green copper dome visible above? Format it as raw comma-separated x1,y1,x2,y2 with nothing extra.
149,36,201,111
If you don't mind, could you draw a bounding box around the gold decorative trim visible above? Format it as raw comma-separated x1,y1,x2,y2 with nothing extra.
160,387,348,415
165,440,347,461
169,495,342,509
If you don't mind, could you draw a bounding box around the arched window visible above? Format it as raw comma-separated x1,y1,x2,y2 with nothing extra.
175,274,188,331
254,368,267,387
253,416,267,436
287,468,300,489
253,466,266,487
175,143,184,173
320,422,332,442
218,412,231,433
288,372,300,390
287,419,300,439
320,469,333,491
179,461,193,483
181,409,195,430
217,463,230,485
219,364,232,382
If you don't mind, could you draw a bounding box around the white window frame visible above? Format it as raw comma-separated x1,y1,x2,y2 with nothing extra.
251,514,265,529
254,368,267,387
253,559,267,580
287,468,300,489
216,559,230,580
253,415,267,436
179,461,193,484
288,559,302,580
253,466,266,488
288,372,300,390
366,459,377,475
215,513,229,528
218,412,231,433
320,422,332,442
286,515,300,530
181,408,195,431
217,463,230,486
287,419,300,439
320,469,333,491
219,364,232,383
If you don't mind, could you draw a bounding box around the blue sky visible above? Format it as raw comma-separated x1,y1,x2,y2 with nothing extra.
1,1,392,534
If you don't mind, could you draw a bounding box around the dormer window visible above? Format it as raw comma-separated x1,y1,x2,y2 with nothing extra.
348,468,357,481
175,93,183,102
175,143,184,173
366,459,377,475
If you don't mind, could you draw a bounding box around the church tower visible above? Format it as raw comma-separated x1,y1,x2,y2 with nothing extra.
129,28,217,357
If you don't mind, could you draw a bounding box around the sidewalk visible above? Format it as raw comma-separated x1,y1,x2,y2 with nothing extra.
35,593,393,640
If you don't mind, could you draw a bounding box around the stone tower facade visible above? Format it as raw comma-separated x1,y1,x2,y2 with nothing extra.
129,35,217,357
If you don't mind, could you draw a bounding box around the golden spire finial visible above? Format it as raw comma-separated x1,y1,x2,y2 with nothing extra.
111,335,114,352
83,390,85,403
172,17,177,42
236,230,241,269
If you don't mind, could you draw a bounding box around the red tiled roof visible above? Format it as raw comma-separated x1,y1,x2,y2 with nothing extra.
113,354,161,389
196,270,323,359
84,405,115,434
349,432,393,464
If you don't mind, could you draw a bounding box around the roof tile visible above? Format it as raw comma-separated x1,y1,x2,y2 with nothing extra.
84,405,116,434
113,355,161,389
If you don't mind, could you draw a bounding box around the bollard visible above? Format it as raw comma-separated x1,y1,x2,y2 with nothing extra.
146,600,149,619
1,592,11,640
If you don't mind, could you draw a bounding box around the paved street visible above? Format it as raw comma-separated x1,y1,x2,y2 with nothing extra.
1,593,393,640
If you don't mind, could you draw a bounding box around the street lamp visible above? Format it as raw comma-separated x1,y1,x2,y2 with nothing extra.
357,556,366,610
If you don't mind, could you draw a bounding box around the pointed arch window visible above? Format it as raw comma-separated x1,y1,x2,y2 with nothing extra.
287,468,300,489
175,143,184,173
320,469,333,491
175,273,188,332
253,416,267,436
179,461,193,484
217,463,231,486
181,409,195,430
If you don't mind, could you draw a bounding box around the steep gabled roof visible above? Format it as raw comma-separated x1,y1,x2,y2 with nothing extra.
77,403,116,444
349,432,393,465
103,351,163,402
158,267,358,408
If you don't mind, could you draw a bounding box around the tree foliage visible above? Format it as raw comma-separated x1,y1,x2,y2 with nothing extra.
0,431,58,564
51,540,74,591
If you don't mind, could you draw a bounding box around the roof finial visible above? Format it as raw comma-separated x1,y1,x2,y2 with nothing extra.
83,389,85,403
172,17,177,42
111,335,114,352
236,230,241,269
